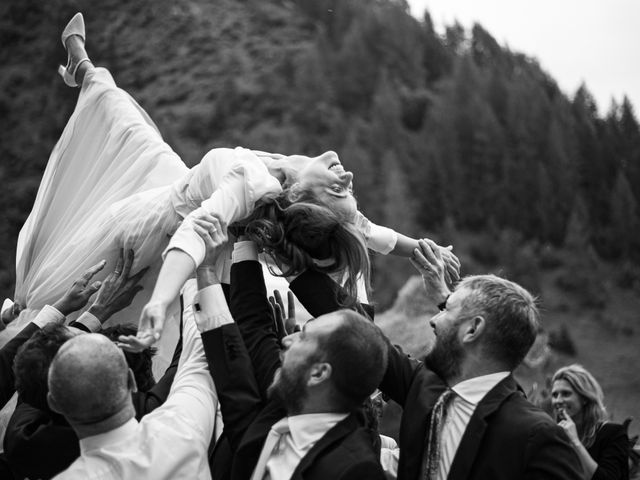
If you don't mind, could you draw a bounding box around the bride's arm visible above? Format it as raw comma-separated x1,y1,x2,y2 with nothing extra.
355,212,461,284
126,149,281,351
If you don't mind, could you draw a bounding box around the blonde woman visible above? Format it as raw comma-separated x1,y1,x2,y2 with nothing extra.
552,364,629,480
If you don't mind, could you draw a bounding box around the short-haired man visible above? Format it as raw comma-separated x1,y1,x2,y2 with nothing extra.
206,239,388,480
46,262,222,479
292,239,584,480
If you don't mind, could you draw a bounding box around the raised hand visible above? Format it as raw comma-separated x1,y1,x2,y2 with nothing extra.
1,301,25,328
269,289,298,340
89,248,149,324
557,408,581,446
53,260,107,316
438,245,461,286
119,213,228,352
118,300,165,352
410,239,451,307
192,213,228,268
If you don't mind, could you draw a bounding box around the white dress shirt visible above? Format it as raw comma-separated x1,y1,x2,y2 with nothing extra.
257,413,349,480
379,434,400,479
436,372,510,480
53,285,229,480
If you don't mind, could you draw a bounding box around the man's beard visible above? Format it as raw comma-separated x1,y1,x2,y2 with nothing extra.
268,362,310,415
424,327,464,383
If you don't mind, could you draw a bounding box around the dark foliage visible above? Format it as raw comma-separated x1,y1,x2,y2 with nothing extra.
1,0,639,306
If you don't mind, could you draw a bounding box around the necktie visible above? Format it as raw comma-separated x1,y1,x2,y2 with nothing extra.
421,389,455,480
251,418,290,480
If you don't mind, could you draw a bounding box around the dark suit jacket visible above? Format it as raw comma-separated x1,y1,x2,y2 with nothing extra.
291,270,584,480
0,322,40,408
205,260,385,480
588,422,629,480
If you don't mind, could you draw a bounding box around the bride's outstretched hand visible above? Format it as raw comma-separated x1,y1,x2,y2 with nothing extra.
117,301,166,352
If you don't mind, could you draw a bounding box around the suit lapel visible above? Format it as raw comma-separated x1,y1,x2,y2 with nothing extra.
290,413,360,479
400,368,448,480
447,375,522,480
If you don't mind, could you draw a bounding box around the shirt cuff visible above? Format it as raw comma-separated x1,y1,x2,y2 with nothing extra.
32,305,66,329
232,241,259,263
193,284,234,332
74,312,102,332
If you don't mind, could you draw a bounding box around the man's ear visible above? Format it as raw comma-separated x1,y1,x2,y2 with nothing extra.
47,392,61,414
307,362,332,387
127,368,138,394
461,316,485,344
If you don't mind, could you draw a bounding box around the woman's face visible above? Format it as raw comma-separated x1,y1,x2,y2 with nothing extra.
551,379,584,421
291,151,357,220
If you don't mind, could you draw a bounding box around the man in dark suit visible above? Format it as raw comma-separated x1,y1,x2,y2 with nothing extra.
291,239,584,480
204,239,387,480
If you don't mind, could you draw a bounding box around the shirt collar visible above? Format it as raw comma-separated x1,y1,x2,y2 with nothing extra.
79,417,138,454
287,413,349,451
451,371,510,405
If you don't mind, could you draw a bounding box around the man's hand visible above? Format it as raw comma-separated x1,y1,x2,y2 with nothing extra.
118,301,165,352
118,214,228,352
53,260,107,316
192,212,228,268
1,301,24,329
89,249,149,324
439,245,461,286
410,239,451,307
269,290,298,340
193,212,228,290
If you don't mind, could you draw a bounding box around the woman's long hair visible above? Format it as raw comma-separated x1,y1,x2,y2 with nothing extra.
244,190,370,308
552,364,608,448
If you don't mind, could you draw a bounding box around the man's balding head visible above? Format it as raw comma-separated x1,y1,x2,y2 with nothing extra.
48,334,135,426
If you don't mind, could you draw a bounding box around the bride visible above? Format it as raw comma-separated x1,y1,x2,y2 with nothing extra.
6,13,459,351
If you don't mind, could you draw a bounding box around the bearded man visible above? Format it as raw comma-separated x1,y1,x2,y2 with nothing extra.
204,239,387,480
371,239,583,480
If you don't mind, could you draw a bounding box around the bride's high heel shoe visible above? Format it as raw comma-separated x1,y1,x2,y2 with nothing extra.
58,13,91,87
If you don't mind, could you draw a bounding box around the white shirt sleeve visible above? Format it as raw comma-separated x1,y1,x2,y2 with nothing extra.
73,312,102,332
157,285,228,442
232,240,259,263
32,305,66,329
163,148,282,267
353,211,398,255
193,284,234,331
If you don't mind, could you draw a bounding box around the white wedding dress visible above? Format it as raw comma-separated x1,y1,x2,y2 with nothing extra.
2,67,285,347
2,66,398,350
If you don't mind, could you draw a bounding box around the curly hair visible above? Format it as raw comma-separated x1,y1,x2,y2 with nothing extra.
245,191,370,308
14,323,74,411
552,364,608,448
100,324,156,392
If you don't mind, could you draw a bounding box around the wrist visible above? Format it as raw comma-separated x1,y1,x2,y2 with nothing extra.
52,299,73,317
87,304,109,323
197,267,220,290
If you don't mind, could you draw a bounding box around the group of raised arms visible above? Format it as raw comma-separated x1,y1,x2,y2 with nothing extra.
0,13,630,480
